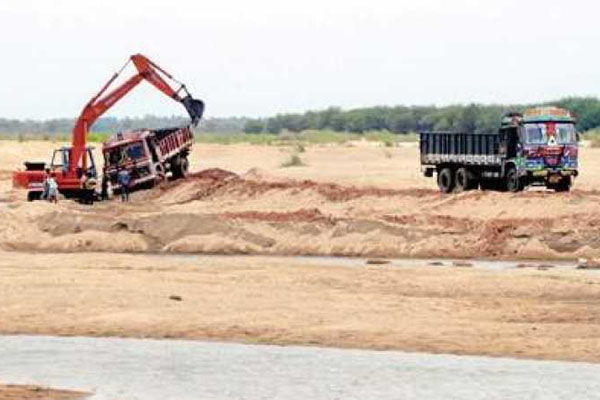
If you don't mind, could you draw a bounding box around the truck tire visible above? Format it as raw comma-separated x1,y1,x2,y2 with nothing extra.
455,168,476,192
550,176,571,192
437,168,455,193
506,167,524,192
171,156,189,180
178,156,189,178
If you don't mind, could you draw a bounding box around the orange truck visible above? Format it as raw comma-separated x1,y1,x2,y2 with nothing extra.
13,54,204,201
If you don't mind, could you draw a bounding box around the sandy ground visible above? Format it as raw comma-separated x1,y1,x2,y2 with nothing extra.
0,384,87,400
2,141,600,260
0,252,599,363
1,140,600,363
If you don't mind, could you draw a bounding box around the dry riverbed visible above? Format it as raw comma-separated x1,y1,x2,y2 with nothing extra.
1,252,599,363
2,141,600,364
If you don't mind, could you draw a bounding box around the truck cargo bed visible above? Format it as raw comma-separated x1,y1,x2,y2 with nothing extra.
420,132,502,166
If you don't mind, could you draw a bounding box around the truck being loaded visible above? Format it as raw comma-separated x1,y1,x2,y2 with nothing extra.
13,54,204,201
103,124,194,192
420,107,579,193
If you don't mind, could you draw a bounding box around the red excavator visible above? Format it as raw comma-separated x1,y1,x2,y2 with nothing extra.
13,54,204,201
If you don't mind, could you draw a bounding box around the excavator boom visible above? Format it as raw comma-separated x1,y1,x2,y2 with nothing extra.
13,54,204,201
70,54,204,174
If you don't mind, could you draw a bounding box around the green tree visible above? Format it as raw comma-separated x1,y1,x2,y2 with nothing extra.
243,119,265,134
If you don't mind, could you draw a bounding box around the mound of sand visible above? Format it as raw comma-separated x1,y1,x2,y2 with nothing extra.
3,167,600,260
0,385,87,400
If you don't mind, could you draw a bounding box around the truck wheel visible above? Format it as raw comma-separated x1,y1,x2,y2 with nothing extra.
506,167,524,192
455,168,476,192
171,156,189,180
178,156,189,178
551,177,572,192
437,168,455,193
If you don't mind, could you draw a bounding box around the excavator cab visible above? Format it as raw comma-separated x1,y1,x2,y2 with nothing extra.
50,147,98,179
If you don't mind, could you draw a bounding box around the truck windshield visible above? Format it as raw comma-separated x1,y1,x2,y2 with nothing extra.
106,142,146,165
126,142,146,159
524,123,576,144
555,123,577,144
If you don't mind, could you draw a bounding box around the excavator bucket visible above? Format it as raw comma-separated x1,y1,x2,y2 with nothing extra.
182,96,205,126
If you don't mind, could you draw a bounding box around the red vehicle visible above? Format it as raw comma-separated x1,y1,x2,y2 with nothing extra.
102,124,195,192
13,54,204,201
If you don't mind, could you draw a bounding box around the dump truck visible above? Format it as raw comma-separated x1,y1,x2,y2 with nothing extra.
13,54,204,201
420,107,579,193
102,124,194,192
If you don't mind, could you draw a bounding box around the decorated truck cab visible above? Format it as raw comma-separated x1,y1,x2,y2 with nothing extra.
420,107,579,193
102,124,194,192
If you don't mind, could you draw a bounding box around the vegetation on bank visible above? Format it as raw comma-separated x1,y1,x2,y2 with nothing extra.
0,130,420,145
5,128,600,147
243,97,600,135
3,96,600,145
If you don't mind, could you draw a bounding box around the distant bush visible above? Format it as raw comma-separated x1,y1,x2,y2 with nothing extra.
243,119,266,134
281,153,306,168
88,132,112,142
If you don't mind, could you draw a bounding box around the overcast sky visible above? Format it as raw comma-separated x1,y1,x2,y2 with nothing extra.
1,0,599,120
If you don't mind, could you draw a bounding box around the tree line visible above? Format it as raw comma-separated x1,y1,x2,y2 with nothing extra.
243,97,600,134
0,115,248,137
3,97,600,138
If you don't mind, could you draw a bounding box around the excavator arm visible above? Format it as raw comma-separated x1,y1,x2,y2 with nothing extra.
70,54,204,174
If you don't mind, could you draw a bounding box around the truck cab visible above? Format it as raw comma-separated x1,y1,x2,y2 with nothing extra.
500,107,578,191
102,125,193,192
103,131,162,191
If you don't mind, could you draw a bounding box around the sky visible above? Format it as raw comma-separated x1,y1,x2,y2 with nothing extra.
1,0,599,120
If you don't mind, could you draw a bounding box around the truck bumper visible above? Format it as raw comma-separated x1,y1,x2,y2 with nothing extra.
528,169,578,177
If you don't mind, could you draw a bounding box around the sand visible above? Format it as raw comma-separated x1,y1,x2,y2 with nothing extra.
3,142,600,261
0,252,599,363
2,140,600,363
0,385,87,400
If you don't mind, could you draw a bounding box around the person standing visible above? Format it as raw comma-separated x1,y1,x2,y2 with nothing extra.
80,173,96,205
117,168,131,202
101,169,110,201
42,168,51,200
46,174,59,204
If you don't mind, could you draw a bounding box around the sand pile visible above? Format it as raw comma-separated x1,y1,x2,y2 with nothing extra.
2,168,600,260
0,385,87,400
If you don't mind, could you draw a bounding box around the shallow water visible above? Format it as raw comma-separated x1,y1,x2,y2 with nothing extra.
153,252,585,272
1,335,600,400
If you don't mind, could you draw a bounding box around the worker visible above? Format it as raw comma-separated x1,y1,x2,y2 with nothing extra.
117,167,131,202
46,174,59,204
41,168,51,200
101,168,110,201
80,173,96,205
